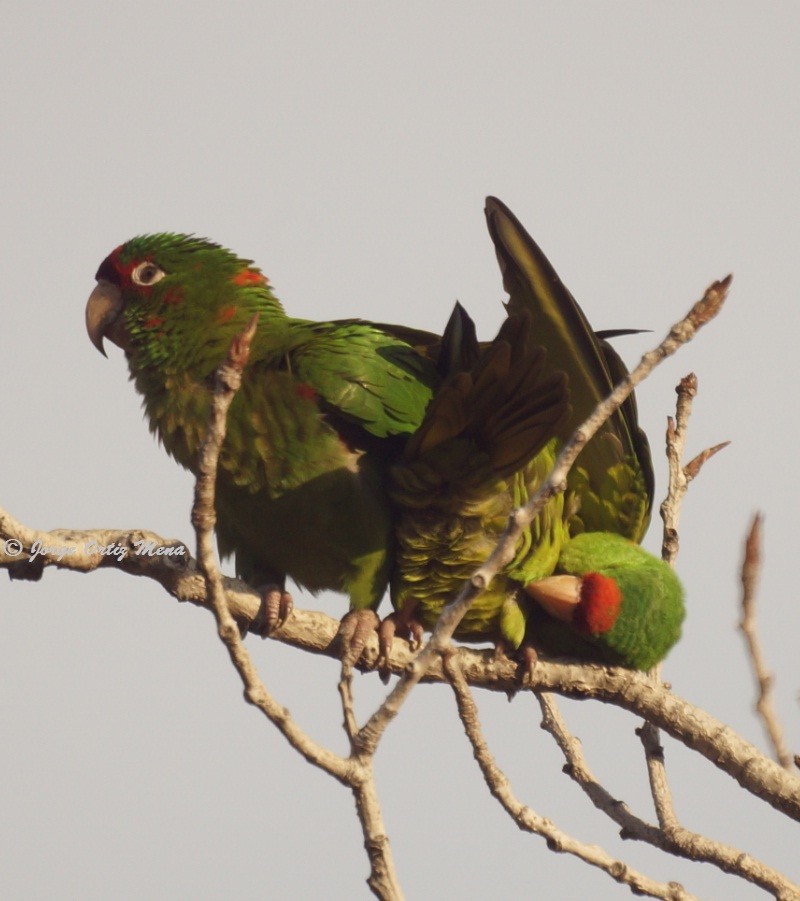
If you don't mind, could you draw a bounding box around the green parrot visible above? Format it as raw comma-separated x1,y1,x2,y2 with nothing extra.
525,532,684,670
386,198,682,669
85,234,439,642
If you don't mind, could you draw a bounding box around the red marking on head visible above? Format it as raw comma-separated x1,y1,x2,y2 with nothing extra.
163,287,184,305
143,316,165,330
295,383,317,402
574,573,622,636
96,247,151,292
233,267,267,287
216,305,237,325
96,246,127,285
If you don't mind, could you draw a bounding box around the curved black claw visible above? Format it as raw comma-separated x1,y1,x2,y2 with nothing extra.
337,609,380,670
255,584,293,636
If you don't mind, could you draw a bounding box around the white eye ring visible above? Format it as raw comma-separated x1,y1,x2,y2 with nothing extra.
132,261,166,286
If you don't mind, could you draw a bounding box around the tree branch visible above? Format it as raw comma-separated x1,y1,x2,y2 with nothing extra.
3,511,800,821
739,514,794,771
184,315,352,782
445,658,696,900
643,376,699,843
540,695,799,897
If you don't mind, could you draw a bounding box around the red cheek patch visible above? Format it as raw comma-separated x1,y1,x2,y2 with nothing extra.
143,316,165,330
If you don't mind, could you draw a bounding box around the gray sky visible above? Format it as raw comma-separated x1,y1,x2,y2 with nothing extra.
2,3,798,898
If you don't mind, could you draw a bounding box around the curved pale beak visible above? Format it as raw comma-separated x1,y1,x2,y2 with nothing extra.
525,575,581,624
86,279,124,356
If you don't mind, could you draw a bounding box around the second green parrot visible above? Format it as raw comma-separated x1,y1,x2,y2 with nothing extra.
386,198,683,669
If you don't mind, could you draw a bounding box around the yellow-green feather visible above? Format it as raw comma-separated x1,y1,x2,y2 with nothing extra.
390,314,571,646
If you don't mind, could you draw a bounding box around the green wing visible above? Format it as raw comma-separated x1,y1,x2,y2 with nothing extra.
484,196,654,541
290,322,438,439
390,312,571,645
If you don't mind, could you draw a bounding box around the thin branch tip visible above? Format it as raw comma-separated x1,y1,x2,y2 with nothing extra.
683,440,730,481
688,276,731,329
739,513,793,770
677,373,698,396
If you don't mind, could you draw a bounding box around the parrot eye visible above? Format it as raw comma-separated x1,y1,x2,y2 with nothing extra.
131,261,166,287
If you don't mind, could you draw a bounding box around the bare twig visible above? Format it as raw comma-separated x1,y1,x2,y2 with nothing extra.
648,374,723,831
659,374,729,564
639,718,681,835
339,667,360,745
646,374,713,857
645,376,699,837
186,316,349,778
683,442,729,482
739,515,794,770
540,695,799,898
660,373,696,565
538,693,662,841
444,659,695,900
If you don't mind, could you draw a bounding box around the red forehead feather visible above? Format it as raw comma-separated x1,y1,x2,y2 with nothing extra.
96,245,148,288
574,572,622,636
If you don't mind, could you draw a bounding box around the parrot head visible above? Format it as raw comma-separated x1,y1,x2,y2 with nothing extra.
525,532,685,669
86,234,283,375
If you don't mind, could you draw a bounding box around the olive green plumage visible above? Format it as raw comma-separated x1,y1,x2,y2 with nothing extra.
86,234,438,615
389,198,672,662
390,311,571,646
484,197,654,543
528,533,685,669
